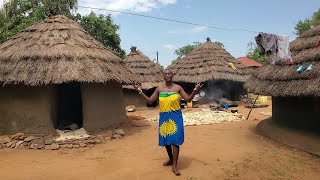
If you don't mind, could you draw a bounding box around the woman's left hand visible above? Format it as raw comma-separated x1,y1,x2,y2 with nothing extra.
194,83,203,92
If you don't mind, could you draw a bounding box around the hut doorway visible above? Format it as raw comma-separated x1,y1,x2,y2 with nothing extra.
57,82,83,130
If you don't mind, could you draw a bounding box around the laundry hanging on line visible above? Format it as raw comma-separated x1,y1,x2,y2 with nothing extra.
255,32,293,65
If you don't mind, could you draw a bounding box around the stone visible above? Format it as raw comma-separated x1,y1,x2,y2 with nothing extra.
88,144,94,148
0,136,11,144
73,144,80,148
44,138,54,145
24,136,35,142
15,141,24,148
112,134,122,140
11,133,25,140
37,144,45,149
69,123,79,130
78,137,89,141
29,143,37,149
84,140,96,144
105,136,112,141
95,139,102,144
79,143,87,147
60,144,68,148
67,144,73,149
45,143,60,150
31,138,44,145
114,129,125,136
97,135,104,139
0,143,6,149
6,140,18,148
31,138,45,149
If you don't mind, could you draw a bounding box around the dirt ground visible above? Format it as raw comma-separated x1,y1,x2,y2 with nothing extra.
1,102,320,180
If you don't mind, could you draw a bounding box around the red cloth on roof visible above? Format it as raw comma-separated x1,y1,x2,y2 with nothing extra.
237,57,262,67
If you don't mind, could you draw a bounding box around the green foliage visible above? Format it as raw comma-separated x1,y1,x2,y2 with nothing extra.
0,0,78,42
174,42,201,59
174,41,224,59
246,41,268,64
215,41,224,48
295,8,320,35
78,12,126,58
0,0,126,58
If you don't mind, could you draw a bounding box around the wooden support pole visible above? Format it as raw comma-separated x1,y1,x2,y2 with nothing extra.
246,95,260,120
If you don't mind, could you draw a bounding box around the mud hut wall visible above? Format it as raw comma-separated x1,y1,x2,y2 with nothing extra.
272,97,320,133
81,82,126,131
0,85,56,135
123,89,146,107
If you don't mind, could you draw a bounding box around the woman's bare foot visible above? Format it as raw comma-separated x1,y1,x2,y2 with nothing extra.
172,167,181,176
163,160,173,166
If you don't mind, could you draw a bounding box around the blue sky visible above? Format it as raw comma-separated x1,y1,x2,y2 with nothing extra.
2,0,319,68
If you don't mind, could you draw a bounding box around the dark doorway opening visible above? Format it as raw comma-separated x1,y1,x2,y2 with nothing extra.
57,82,83,130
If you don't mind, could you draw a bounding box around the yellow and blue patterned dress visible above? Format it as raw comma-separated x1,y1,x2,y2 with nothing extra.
158,92,184,146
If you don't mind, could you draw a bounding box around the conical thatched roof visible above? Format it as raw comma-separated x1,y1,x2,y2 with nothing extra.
123,47,163,89
168,38,250,83
0,15,136,86
245,24,320,97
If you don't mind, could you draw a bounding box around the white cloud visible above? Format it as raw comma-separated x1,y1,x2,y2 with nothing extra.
0,0,4,7
158,0,177,4
78,0,177,15
168,26,208,34
163,44,176,50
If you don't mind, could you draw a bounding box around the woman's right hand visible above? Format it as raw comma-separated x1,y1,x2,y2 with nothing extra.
132,84,142,94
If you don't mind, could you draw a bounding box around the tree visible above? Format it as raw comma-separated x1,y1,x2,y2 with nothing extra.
0,1,126,58
0,0,78,42
246,41,268,64
78,12,126,58
215,41,224,48
295,8,320,35
174,42,201,59
174,41,224,59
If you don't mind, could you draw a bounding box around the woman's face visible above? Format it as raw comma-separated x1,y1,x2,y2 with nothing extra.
163,70,173,82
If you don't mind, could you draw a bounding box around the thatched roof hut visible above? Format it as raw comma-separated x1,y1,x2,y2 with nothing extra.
0,15,135,135
246,23,320,147
245,24,320,96
168,38,250,102
168,38,250,83
123,47,163,89
0,15,135,86
122,47,163,107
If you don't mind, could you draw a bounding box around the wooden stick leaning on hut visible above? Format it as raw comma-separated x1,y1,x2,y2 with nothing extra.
246,95,260,120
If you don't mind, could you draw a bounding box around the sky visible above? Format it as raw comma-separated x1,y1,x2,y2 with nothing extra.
1,0,320,68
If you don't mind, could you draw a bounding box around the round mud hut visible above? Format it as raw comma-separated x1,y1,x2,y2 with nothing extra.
168,37,251,103
0,15,136,135
245,22,320,134
123,47,163,107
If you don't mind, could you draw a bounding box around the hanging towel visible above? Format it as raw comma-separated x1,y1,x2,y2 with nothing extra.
158,92,184,147
276,36,293,65
255,33,293,65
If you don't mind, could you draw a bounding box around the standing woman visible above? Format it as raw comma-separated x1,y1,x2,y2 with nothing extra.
133,69,202,176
